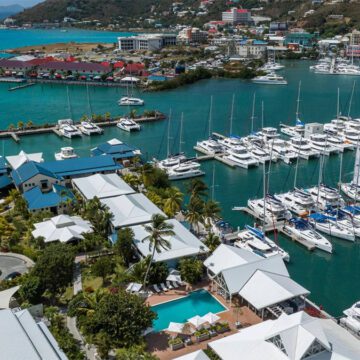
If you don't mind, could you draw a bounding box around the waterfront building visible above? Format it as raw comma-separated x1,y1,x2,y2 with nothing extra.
32,214,93,244
72,173,135,201
37,61,111,75
177,27,208,44
23,184,75,214
6,150,43,170
0,308,68,360
102,193,166,231
284,32,316,49
208,311,360,359
204,244,309,318
0,59,32,73
91,138,140,164
131,219,209,268
222,8,252,25
236,39,267,59
117,34,177,51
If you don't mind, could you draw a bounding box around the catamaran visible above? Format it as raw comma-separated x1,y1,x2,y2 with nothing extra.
307,184,345,210
167,161,205,180
197,139,223,154
118,97,144,106
79,121,103,136
340,301,360,334
275,188,315,217
308,133,340,155
287,137,320,160
257,127,280,140
225,146,259,168
235,225,290,262
58,119,82,139
54,147,78,161
117,117,141,132
267,139,298,164
282,218,333,253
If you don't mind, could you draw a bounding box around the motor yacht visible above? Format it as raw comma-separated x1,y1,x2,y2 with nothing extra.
275,188,315,217
225,146,259,168
288,137,320,160
340,301,360,334
217,135,243,149
118,97,144,106
307,184,345,210
117,117,141,132
247,194,292,223
54,147,78,161
324,119,346,135
282,218,332,253
156,153,187,170
58,123,82,138
308,213,355,241
267,139,298,164
235,225,290,262
260,61,285,72
79,121,103,136
342,128,360,143
257,127,280,140
280,122,305,137
252,72,287,85
167,161,205,180
309,133,340,156
248,144,275,163
196,139,224,154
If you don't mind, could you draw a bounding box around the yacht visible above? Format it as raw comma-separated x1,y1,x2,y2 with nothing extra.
280,121,305,137
260,61,284,72
308,213,355,241
247,195,292,223
54,147,78,161
341,146,360,199
326,134,354,152
218,135,243,149
340,301,360,334
117,117,141,132
275,188,315,217
342,128,360,143
252,72,287,85
79,121,103,136
282,218,333,253
309,134,340,156
196,139,223,154
325,209,360,238
342,206,360,223
288,137,320,160
118,97,144,106
167,161,205,180
324,119,346,135
225,146,259,168
257,127,280,140
267,139,298,164
157,153,187,170
307,184,345,210
235,225,290,262
58,123,82,138
248,144,275,163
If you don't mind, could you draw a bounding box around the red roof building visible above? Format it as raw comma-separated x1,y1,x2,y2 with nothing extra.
125,63,145,75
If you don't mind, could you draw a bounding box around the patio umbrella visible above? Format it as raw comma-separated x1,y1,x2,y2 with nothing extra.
201,312,220,325
187,315,207,329
167,322,185,334
166,269,182,283
126,282,142,293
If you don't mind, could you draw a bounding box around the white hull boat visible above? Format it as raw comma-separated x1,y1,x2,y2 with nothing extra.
118,97,144,106
225,146,259,168
196,139,223,154
79,121,103,135
167,161,205,180
275,188,315,217
54,147,78,161
340,301,360,334
117,118,141,132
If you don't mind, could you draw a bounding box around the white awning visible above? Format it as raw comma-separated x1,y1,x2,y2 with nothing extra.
201,312,220,325
167,322,185,333
188,315,207,329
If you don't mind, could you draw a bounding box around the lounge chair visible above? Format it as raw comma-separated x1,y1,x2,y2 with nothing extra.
160,283,168,292
166,281,174,290
172,281,179,288
153,284,161,293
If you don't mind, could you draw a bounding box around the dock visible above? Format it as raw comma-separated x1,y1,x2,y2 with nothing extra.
233,206,315,251
9,132,20,143
8,83,36,91
193,146,237,168
52,128,63,137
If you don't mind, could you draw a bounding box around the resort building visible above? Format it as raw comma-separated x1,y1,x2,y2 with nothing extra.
102,193,166,231
131,219,209,268
177,27,208,44
0,308,68,360
236,39,267,59
204,244,309,318
222,8,252,25
32,214,93,244
118,34,177,51
6,150,43,170
174,350,210,360
23,184,75,214
208,311,360,359
91,138,140,164
72,173,135,201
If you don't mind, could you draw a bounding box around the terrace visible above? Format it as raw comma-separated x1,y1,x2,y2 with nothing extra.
145,282,261,360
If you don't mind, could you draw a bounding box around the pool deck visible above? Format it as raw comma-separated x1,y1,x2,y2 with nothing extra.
146,282,262,360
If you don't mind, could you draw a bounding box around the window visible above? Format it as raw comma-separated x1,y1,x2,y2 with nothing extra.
301,340,328,359
266,335,287,356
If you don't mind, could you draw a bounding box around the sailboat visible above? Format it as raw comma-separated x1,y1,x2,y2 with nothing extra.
341,144,360,200
118,74,144,106
280,81,305,137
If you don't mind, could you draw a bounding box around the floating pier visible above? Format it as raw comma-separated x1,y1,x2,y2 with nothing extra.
9,132,20,143
8,83,36,91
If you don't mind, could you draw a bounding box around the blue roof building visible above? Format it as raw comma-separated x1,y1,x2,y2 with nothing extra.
0,156,12,190
23,184,75,213
91,138,140,161
0,156,8,175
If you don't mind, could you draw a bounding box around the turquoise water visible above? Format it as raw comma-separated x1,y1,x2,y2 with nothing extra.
0,28,133,51
1,54,360,316
151,289,226,331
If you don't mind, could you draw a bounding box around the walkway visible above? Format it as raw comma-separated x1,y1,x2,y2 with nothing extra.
73,260,82,295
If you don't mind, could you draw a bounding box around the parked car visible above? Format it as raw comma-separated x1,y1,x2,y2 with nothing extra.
4,271,21,281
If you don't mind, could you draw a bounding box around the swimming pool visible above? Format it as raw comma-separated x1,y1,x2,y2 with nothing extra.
151,289,226,332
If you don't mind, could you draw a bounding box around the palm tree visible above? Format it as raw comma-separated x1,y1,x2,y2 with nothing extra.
26,120,33,129
203,200,221,228
122,173,141,191
204,232,221,252
129,109,137,119
142,214,175,287
185,197,205,234
17,121,24,130
163,187,183,217
187,178,208,201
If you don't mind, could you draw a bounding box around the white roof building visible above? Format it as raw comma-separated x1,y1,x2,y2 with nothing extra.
0,309,68,360
72,173,135,200
131,219,209,263
101,193,166,229
32,214,93,244
204,245,308,312
174,350,210,360
209,311,360,360
6,150,44,170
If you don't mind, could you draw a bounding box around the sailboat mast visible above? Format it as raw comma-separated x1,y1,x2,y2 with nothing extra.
229,94,235,135
263,161,266,227
293,139,301,189
179,112,184,154
337,88,340,118
208,95,213,138
261,101,264,129
354,141,360,203
86,84,93,117
296,80,301,121
211,162,216,200
316,155,324,209
251,93,256,133
167,109,172,157
347,81,356,119
66,86,72,119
